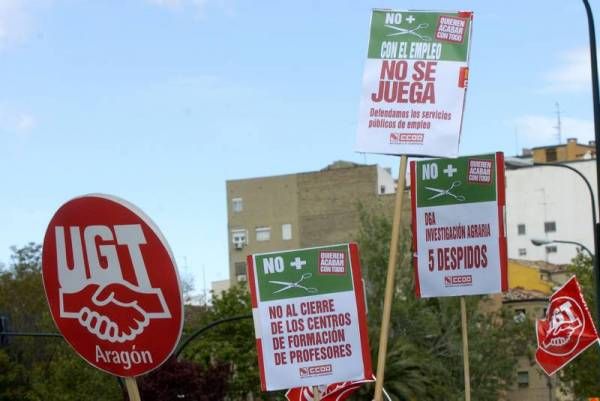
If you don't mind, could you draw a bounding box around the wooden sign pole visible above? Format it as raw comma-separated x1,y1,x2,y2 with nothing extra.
313,385,321,401
373,155,408,401
460,296,471,401
124,377,141,401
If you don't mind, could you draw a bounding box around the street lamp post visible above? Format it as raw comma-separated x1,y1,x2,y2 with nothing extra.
581,0,600,333
530,238,594,261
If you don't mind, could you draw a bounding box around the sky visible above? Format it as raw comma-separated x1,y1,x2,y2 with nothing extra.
1,0,599,297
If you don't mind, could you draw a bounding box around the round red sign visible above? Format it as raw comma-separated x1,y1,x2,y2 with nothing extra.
42,194,183,377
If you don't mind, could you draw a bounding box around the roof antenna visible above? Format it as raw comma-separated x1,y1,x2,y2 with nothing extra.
554,102,562,144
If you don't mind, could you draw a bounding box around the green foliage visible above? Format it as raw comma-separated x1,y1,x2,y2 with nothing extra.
355,203,532,401
466,303,533,400
0,243,57,368
0,348,30,401
0,243,123,401
29,351,122,401
560,254,600,400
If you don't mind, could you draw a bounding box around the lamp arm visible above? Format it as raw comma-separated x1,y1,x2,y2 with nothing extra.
551,239,594,260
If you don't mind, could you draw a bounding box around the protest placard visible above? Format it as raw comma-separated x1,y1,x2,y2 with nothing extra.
411,153,507,297
356,10,473,157
247,244,371,391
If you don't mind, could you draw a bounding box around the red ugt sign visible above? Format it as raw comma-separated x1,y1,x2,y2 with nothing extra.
42,194,183,377
536,276,599,376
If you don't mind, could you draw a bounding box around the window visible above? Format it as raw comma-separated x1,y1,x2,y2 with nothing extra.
232,197,243,213
282,223,292,240
517,371,529,388
256,227,271,242
234,262,247,277
518,248,527,256
546,245,557,254
514,309,526,323
231,229,247,248
380,185,386,194
544,221,556,233
546,148,557,162
517,224,526,235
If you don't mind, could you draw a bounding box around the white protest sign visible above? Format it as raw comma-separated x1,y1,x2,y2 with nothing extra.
410,153,507,297
356,10,473,157
247,244,372,391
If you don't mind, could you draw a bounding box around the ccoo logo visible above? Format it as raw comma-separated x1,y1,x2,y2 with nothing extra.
299,364,332,378
42,194,183,377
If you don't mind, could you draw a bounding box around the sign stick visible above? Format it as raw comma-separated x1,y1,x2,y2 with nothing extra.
374,155,408,401
313,385,321,401
124,377,141,401
460,297,471,401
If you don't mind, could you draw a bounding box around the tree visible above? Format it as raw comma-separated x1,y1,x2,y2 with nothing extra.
0,348,29,401
28,352,122,401
0,242,58,399
354,202,532,401
0,243,121,401
560,253,600,399
0,243,55,344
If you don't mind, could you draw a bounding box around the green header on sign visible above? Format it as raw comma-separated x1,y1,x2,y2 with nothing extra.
367,10,471,62
416,154,497,207
253,244,354,302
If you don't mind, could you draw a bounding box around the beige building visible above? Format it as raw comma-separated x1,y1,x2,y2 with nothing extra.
211,279,231,300
225,161,397,284
501,259,572,401
523,137,595,163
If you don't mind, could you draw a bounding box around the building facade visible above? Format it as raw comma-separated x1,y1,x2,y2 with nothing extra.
225,161,397,284
501,259,571,401
506,157,597,264
527,138,595,163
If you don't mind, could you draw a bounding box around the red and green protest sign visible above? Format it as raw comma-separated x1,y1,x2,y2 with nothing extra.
356,10,473,157
410,153,508,297
247,244,372,391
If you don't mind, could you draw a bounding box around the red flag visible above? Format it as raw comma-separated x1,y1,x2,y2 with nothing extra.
536,276,600,375
285,377,374,401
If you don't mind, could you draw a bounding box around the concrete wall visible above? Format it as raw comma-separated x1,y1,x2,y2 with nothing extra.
506,159,597,264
